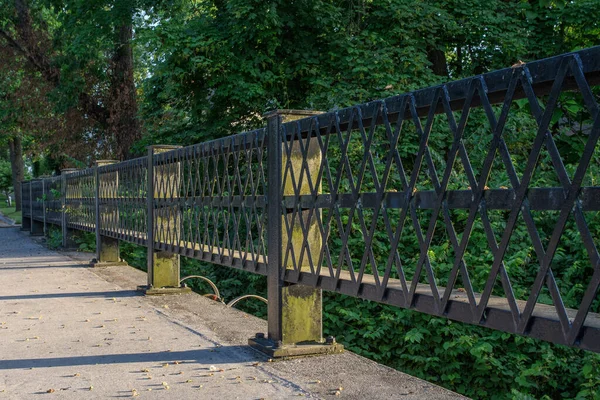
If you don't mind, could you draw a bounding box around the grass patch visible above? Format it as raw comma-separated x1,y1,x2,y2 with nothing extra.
0,194,21,224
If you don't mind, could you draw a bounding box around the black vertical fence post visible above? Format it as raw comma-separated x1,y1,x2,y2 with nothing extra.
249,110,342,358
30,179,44,236
61,168,77,248
61,173,67,246
266,111,283,345
29,181,33,233
42,178,46,235
146,147,155,286
94,163,101,262
20,181,31,231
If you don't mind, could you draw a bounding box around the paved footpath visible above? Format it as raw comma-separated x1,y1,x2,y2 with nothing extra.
0,227,465,400
0,215,13,227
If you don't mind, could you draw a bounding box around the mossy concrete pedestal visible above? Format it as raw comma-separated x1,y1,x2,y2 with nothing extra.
138,251,191,295
139,145,190,296
249,285,343,359
90,235,128,267
92,161,128,268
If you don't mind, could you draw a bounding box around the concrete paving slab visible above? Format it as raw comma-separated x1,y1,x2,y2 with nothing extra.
0,227,467,399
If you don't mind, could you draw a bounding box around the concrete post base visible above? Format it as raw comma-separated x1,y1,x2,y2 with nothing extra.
248,334,343,359
89,258,129,268
136,285,192,296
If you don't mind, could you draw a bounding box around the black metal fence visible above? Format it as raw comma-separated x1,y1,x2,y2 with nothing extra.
21,46,600,352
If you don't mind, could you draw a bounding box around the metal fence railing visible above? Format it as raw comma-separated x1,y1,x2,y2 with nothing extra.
21,46,600,353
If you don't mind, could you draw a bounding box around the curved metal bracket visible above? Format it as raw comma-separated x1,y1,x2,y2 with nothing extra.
227,294,268,308
180,275,221,301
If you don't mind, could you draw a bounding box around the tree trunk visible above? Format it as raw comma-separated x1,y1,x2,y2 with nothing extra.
456,45,463,76
109,21,141,160
8,136,24,211
427,47,449,78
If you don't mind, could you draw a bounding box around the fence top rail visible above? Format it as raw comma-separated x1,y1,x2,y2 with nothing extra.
281,45,600,138
45,175,62,183
65,168,95,179
153,127,267,164
98,156,147,173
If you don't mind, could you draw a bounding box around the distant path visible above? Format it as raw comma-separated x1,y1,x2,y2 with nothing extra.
0,214,14,227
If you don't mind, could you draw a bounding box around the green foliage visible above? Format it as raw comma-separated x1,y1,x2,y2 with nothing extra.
32,156,61,178
134,0,443,145
136,0,600,148
74,232,96,253
46,226,62,249
0,160,11,194
0,193,21,224
120,242,147,271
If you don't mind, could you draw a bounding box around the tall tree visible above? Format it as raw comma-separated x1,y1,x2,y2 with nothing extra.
136,0,529,146
0,49,29,211
0,37,67,210
0,0,142,160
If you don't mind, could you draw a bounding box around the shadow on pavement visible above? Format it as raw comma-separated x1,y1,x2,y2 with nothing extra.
0,347,259,370
0,290,140,301
0,263,89,270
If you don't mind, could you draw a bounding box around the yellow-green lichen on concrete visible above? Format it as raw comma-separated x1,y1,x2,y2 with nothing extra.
152,251,180,288
282,139,322,196
96,160,121,264
99,236,120,263
282,211,322,273
282,284,322,344
152,146,181,199
155,207,179,244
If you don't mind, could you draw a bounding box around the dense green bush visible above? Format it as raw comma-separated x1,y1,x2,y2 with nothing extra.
45,226,62,249
74,232,96,253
